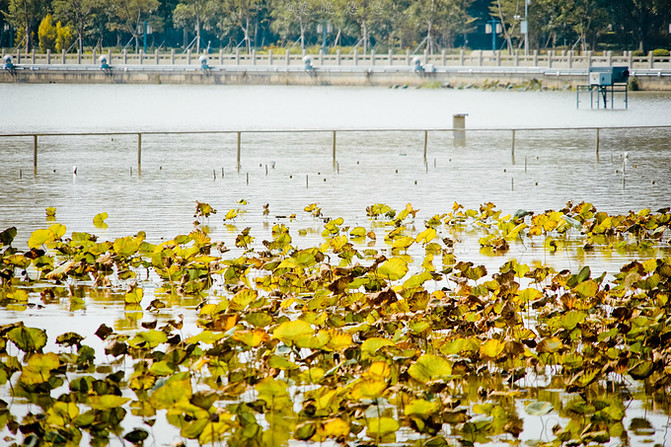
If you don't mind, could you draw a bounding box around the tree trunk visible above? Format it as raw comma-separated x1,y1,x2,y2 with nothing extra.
362,21,368,54
196,17,201,53
244,16,250,53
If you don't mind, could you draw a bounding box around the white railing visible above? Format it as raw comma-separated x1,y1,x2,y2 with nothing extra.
3,48,671,70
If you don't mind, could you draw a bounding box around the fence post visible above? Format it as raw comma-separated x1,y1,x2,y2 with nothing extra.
405,49,410,65
108,50,112,65
62,49,66,64
568,50,573,68
219,49,223,65
171,49,175,64
607,50,612,66
423,49,429,65
354,48,358,65
496,50,501,66
460,49,464,66
139,50,144,65
587,51,593,69
628,51,633,68
514,51,519,66
236,49,240,65
46,49,51,64
336,49,341,65
533,50,538,66
123,49,128,64
155,49,159,64
388,49,393,66
187,49,192,65
252,49,256,65
32,49,36,64
137,134,142,166
370,49,375,66
478,50,483,66
441,49,446,66
547,50,553,68
269,49,274,65
286,49,290,65
649,51,654,69
237,131,241,171
92,48,96,64
77,48,82,64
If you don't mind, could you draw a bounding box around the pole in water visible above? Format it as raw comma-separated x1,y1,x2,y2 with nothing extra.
237,131,242,172
332,130,336,164
423,130,428,160
265,165,268,175
19,169,22,179
137,133,142,167
33,135,38,167
525,156,527,173
246,172,249,185
306,174,309,188
511,129,516,164
511,178,514,191
596,128,600,157
222,167,224,178
434,158,436,168
213,169,216,180
130,167,132,176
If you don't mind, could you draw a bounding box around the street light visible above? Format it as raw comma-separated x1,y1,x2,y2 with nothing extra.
486,18,501,53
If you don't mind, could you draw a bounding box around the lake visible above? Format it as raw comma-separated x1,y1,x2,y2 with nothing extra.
0,84,670,446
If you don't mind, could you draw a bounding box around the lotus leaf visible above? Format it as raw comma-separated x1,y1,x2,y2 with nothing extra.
361,337,394,359
88,395,131,410
273,319,313,344
405,399,438,418
376,257,409,281
525,401,554,416
367,417,399,436
8,326,47,352
408,354,453,383
93,212,109,228
480,339,506,360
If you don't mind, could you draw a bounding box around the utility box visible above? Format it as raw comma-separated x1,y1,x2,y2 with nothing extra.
589,66,629,86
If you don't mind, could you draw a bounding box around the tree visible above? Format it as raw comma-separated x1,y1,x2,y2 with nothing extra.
219,0,262,53
270,0,322,51
3,0,45,51
330,0,393,54
107,0,160,52
53,0,101,51
407,0,474,53
612,0,671,52
38,12,56,51
556,0,611,51
173,0,218,53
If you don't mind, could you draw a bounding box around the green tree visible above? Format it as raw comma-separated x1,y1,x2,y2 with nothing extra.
53,0,101,51
107,0,160,52
612,0,671,52
271,0,321,51
407,0,474,53
219,0,262,53
173,0,218,53
3,0,45,51
556,0,611,51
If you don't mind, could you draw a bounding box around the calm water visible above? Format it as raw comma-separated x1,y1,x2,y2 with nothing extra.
1,84,671,446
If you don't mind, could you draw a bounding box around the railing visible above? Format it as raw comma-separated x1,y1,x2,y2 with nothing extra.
3,48,671,70
3,124,671,173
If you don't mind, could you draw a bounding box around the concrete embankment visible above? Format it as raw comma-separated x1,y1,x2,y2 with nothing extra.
2,65,671,90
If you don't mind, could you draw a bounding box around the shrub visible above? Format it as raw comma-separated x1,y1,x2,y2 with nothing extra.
652,48,670,57
38,14,57,52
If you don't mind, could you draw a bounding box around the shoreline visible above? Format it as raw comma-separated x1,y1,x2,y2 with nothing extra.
2,65,671,91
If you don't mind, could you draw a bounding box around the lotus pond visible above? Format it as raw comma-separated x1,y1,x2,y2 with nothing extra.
2,86,671,447
1,200,671,447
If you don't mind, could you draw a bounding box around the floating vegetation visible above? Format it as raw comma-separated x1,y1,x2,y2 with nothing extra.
1,201,671,446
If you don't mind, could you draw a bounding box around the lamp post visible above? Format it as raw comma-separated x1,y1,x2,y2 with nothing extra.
486,18,499,52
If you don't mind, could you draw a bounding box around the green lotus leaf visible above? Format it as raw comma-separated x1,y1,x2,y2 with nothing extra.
273,320,313,344
295,422,317,440
149,360,174,376
574,280,598,298
181,418,209,439
128,329,167,349
628,361,655,380
403,271,433,289
255,377,289,404
351,378,387,400
525,401,554,416
187,331,227,345
124,287,143,304
123,428,149,444
150,375,192,409
230,287,258,311
88,395,130,410
8,326,47,352
268,355,299,370
46,401,79,426
408,354,453,383
0,226,17,245
361,337,394,359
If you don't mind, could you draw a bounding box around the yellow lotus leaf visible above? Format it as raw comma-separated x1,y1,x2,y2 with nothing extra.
408,354,452,383
361,337,394,359
480,339,506,360
317,418,350,439
376,257,409,281
232,329,269,347
325,331,352,351
416,227,437,244
351,378,387,400
273,319,313,344
404,399,438,418
365,361,391,379
367,417,399,436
